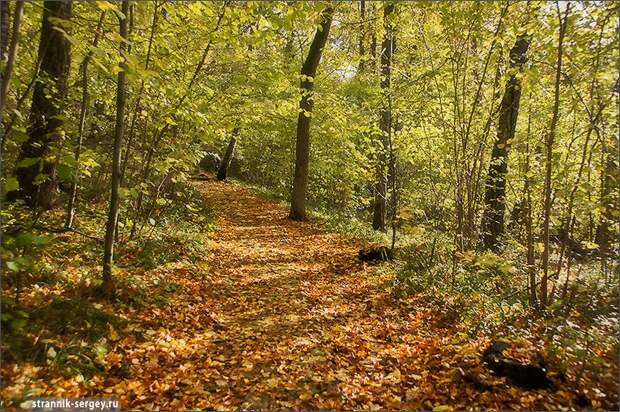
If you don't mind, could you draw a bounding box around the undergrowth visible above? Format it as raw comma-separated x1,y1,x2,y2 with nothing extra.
0,182,215,381
237,176,618,407
392,229,619,406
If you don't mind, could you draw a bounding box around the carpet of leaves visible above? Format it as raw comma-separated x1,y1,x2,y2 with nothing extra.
1,179,617,410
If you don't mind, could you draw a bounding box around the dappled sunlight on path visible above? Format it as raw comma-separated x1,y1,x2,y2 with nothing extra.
91,178,566,411
100,178,452,410
96,178,573,411
2,178,579,411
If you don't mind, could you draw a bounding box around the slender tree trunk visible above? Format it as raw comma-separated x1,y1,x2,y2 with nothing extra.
596,133,619,258
128,1,134,53
113,0,136,242
289,6,334,221
522,96,537,308
102,0,129,297
389,117,398,252
217,128,239,181
479,34,530,250
1,0,24,114
0,0,8,62
13,0,71,209
370,3,377,72
561,253,573,300
541,2,570,307
121,0,159,185
65,11,106,229
372,2,394,232
358,0,366,73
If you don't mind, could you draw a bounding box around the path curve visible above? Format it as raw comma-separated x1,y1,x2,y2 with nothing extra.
98,178,566,410
193,178,417,409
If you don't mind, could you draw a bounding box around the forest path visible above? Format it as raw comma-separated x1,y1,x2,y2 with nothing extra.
99,178,560,410
184,177,437,410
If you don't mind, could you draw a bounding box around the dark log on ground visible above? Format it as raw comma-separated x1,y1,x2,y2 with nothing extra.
359,246,393,262
482,341,552,390
194,173,213,181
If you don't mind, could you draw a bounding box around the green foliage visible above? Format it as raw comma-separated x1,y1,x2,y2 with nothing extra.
0,294,119,378
36,297,117,341
1,298,30,346
0,1,617,407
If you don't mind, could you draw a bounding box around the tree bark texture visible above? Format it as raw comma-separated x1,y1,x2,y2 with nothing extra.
479,34,530,250
14,0,71,209
102,0,129,296
217,128,239,181
289,6,334,221
372,3,394,232
541,4,570,307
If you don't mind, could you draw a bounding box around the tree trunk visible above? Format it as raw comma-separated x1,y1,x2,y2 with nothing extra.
13,0,71,209
217,128,239,181
0,0,9,61
0,0,24,115
101,0,129,297
541,3,570,307
0,0,24,114
522,95,537,308
289,6,334,221
65,11,106,229
595,133,619,259
358,0,365,73
372,3,394,232
121,0,159,186
479,34,530,250
370,3,377,71
389,117,398,252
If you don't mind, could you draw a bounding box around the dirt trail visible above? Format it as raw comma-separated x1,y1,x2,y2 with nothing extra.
110,178,450,410
16,178,571,410
99,178,570,411
187,179,424,409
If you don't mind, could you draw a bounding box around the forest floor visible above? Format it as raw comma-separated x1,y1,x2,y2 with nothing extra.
2,177,613,410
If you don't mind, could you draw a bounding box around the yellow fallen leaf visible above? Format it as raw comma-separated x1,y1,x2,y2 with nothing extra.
109,325,120,341
387,368,401,382
406,388,419,401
